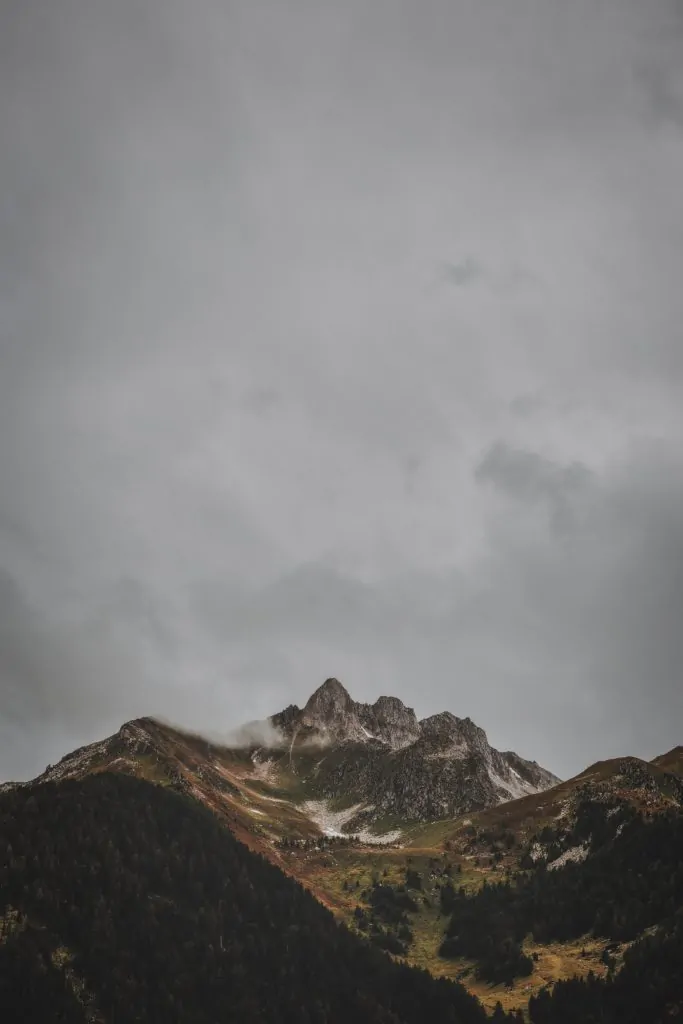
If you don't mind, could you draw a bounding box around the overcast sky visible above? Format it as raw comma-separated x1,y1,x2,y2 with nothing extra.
1,0,682,782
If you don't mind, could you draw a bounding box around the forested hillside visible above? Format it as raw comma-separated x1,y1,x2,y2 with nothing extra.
0,773,503,1024
438,795,683,1020
2,772,681,1022
528,914,683,1024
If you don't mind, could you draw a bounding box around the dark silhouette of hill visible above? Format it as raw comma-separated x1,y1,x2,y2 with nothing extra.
0,772,504,1024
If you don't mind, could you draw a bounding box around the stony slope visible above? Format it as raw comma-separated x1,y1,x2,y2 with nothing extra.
264,678,560,825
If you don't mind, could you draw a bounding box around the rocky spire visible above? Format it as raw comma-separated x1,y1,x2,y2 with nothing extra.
361,695,421,748
299,678,366,742
304,678,353,716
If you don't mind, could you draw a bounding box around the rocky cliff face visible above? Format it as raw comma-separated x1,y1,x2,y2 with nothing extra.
271,678,421,750
265,678,560,822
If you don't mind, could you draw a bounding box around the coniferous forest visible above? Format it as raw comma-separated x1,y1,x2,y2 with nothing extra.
1,773,682,1022
0,773,499,1024
440,801,683,973
438,797,683,1020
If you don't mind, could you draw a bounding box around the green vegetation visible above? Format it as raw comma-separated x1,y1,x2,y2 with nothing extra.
438,797,683,996
353,881,419,956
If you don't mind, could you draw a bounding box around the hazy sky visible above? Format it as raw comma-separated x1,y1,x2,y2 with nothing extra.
1,0,682,781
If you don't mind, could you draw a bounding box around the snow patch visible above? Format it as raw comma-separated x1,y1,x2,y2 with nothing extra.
490,768,539,801
302,799,402,845
301,799,366,836
358,827,403,846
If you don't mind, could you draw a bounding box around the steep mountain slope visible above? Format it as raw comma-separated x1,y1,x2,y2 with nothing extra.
0,772,504,1024
4,716,325,868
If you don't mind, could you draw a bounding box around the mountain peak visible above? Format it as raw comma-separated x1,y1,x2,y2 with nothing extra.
298,678,363,742
366,695,420,747
263,678,560,819
312,676,350,698
304,678,353,715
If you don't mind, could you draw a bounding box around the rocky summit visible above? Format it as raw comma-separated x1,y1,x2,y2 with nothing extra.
272,677,421,749
265,678,560,823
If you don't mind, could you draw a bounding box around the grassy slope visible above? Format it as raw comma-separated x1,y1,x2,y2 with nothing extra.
651,745,683,776
285,836,616,1013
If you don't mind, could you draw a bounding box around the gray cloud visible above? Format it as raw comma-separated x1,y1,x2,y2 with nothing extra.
475,441,594,535
1,0,682,780
441,259,482,288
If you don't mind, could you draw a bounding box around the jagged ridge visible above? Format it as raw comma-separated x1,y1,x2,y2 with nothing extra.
272,678,421,750
266,678,560,822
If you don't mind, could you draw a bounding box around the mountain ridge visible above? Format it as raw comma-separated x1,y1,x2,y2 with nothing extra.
263,678,560,823
1,676,561,837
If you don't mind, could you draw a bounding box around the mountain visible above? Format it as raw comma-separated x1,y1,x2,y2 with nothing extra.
0,771,502,1024
271,678,422,748
5,716,327,871
2,721,682,1022
265,678,560,825
8,678,559,844
436,750,683,857
5,771,683,1024
4,682,681,1017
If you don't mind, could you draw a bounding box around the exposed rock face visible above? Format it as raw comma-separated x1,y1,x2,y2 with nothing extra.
265,678,561,822
301,678,368,743
271,679,421,750
359,695,421,749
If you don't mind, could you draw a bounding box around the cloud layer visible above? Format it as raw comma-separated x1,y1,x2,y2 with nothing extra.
1,0,682,780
